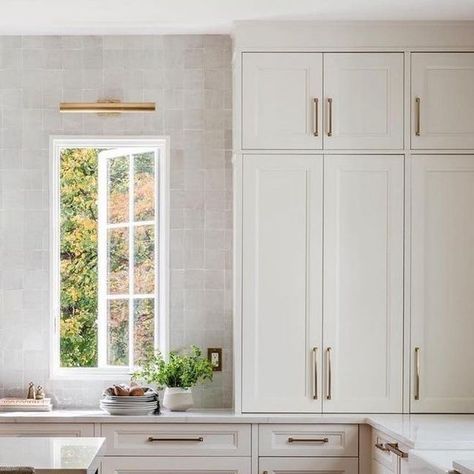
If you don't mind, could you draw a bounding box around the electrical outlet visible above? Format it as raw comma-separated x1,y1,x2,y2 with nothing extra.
207,348,222,371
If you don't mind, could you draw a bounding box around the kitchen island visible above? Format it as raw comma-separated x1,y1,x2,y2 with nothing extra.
0,437,104,474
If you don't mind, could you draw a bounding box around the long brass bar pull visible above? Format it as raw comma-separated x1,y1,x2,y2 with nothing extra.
326,347,332,400
414,347,420,400
375,443,390,452
415,97,421,136
312,347,318,400
313,98,319,136
385,443,408,458
327,98,333,137
288,437,329,443
148,437,204,442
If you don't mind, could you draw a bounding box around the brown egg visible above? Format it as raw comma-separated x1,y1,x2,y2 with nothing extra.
129,386,145,396
113,385,130,396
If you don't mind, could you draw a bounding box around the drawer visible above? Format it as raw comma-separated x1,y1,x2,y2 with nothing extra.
0,423,94,437
101,423,251,456
259,457,358,474
371,430,399,473
102,456,252,474
259,424,358,457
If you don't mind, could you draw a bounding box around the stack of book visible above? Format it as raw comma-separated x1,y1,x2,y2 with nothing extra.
0,398,52,412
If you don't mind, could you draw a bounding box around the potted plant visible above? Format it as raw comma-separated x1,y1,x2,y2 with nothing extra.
133,345,213,411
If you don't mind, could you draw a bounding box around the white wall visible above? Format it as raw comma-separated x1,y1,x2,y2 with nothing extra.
0,34,233,408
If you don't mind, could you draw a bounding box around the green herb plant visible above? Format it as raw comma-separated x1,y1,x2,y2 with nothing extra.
133,345,214,390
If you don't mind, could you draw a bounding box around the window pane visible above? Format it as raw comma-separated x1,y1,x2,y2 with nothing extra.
134,298,155,365
134,225,155,294
108,299,129,366
108,227,129,294
108,156,129,223
134,152,155,221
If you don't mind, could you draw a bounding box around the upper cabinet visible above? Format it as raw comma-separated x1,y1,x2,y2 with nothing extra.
242,53,323,150
411,53,474,149
323,53,404,150
242,52,404,151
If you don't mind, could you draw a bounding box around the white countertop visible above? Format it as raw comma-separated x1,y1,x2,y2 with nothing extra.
0,437,105,474
453,460,474,474
1,410,474,451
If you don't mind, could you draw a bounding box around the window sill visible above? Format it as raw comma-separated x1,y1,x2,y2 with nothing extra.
50,367,134,381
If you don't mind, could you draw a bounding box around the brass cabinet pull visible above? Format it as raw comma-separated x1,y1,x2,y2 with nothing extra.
327,98,333,137
375,443,390,452
147,437,204,442
415,97,421,136
326,347,332,400
385,442,408,458
414,347,420,400
263,471,268,474
288,437,329,443
312,347,318,400
312,98,319,137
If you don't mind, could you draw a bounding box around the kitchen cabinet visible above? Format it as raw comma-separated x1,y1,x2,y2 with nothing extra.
371,430,409,474
411,53,474,149
259,457,358,474
0,423,94,437
323,53,404,150
102,456,251,474
242,53,323,150
411,155,474,413
241,154,323,412
323,155,404,413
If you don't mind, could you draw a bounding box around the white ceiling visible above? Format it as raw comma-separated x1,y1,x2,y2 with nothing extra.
0,0,473,35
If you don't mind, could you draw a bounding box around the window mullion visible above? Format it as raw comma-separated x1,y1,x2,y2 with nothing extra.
128,153,135,368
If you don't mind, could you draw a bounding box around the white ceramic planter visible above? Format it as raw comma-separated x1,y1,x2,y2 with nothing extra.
162,387,194,411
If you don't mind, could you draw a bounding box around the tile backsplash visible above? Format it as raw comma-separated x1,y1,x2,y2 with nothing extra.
0,35,233,408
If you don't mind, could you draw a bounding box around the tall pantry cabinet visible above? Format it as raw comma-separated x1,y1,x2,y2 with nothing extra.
235,42,474,413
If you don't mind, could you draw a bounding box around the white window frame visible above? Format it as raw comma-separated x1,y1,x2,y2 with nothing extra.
50,136,170,380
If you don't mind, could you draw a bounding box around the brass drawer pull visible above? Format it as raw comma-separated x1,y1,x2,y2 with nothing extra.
414,347,420,401
313,98,319,137
326,347,332,400
288,437,329,443
327,98,333,137
375,442,390,452
312,347,318,400
147,436,204,442
385,442,408,458
415,97,421,136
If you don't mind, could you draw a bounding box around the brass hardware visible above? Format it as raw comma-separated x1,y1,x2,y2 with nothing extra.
313,98,319,137
288,437,329,443
147,437,204,442
263,471,268,474
312,347,318,400
375,443,390,452
326,347,332,400
414,347,420,400
415,97,421,136
385,442,408,458
327,98,333,137
59,101,156,113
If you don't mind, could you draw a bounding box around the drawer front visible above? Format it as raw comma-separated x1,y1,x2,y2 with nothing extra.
102,456,252,474
0,423,94,437
259,457,358,474
371,430,399,472
102,423,251,456
259,424,358,457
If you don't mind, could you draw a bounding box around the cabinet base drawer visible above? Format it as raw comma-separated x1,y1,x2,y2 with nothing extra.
102,424,251,456
259,457,358,474
259,424,358,457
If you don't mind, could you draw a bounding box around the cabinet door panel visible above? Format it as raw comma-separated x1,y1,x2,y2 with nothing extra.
242,155,323,412
324,53,404,150
102,457,251,474
411,155,474,412
323,155,404,413
242,53,323,150
411,53,474,149
260,457,358,474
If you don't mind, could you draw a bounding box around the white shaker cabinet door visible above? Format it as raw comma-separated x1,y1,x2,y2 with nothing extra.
411,155,474,413
260,457,358,474
242,53,323,150
241,155,323,412
411,53,474,149
323,53,404,150
323,155,404,413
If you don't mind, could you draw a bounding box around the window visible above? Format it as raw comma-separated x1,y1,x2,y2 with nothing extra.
50,137,169,378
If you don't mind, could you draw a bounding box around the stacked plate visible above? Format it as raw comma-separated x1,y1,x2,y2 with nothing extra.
100,391,159,416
